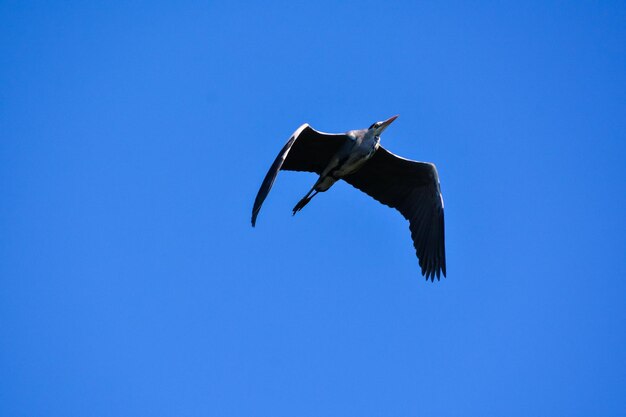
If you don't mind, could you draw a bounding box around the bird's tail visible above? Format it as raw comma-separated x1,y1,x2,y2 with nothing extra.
293,189,318,215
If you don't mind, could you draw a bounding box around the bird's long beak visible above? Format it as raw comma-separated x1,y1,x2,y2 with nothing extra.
378,115,398,134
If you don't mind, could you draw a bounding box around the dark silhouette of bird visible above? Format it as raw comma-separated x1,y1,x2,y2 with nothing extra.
251,116,446,280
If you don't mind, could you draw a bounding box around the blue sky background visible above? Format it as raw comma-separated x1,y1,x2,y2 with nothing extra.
1,1,625,416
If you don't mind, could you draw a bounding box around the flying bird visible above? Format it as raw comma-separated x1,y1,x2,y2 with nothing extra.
251,116,446,280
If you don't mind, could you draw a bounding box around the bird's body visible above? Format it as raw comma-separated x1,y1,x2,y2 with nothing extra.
334,128,381,176
252,116,447,280
295,127,381,207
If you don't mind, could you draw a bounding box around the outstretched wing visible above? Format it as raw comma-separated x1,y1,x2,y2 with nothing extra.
251,124,350,226
343,146,446,280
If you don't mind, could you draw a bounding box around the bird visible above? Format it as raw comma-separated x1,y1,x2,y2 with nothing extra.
251,115,446,280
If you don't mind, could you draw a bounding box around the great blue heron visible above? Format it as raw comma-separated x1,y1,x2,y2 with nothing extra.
251,116,446,280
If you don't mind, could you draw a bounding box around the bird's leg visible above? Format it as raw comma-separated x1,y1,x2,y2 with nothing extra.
292,188,319,215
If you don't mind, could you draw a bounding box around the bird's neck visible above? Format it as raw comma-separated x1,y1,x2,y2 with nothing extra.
364,133,380,147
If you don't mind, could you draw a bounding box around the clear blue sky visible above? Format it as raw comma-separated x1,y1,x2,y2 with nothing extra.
1,1,625,416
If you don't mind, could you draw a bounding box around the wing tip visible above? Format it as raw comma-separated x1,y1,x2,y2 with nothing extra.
251,203,260,227
420,262,446,282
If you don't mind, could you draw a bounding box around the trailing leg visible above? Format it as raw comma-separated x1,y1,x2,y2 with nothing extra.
293,189,319,215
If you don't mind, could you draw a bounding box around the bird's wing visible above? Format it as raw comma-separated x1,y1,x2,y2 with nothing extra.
342,146,446,280
251,124,350,226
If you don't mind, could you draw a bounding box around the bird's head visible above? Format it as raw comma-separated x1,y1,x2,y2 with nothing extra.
369,115,398,137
